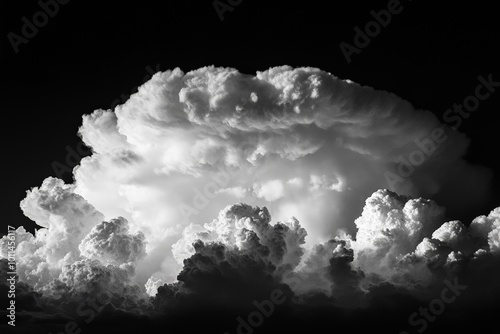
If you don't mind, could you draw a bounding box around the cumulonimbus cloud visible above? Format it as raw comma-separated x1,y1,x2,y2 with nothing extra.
1,66,498,332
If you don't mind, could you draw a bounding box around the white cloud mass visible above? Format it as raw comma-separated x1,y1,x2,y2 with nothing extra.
1,66,498,330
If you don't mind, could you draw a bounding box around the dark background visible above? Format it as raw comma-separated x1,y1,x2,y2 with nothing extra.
2,0,499,234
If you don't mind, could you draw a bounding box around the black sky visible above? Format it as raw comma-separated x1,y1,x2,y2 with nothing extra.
2,0,499,234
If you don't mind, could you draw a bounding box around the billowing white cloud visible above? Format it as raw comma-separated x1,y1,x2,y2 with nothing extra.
79,217,146,265
72,65,491,258
469,207,500,253
351,189,445,282
431,220,470,253
1,66,498,325
2,177,104,289
172,203,307,276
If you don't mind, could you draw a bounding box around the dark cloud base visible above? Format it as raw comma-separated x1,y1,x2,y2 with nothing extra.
2,247,500,334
